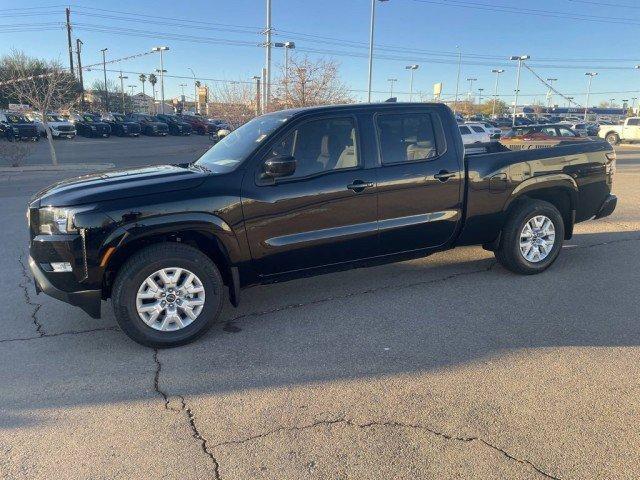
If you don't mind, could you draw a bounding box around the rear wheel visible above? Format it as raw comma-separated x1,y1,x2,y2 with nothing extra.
112,243,224,348
605,132,620,145
495,199,565,275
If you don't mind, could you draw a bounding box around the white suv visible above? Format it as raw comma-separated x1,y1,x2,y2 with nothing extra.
459,123,491,145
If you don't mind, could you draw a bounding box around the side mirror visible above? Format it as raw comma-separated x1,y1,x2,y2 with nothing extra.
264,155,296,178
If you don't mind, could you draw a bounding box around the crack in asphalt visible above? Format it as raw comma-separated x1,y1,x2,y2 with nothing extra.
225,260,498,329
0,326,119,344
17,255,45,337
153,349,221,480
212,416,560,480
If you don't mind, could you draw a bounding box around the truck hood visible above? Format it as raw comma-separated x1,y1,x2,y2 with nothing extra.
32,164,208,207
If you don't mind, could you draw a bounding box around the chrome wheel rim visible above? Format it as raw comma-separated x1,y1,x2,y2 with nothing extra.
136,268,205,332
519,215,556,263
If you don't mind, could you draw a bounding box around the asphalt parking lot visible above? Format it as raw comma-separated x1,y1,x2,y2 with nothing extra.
1,139,639,479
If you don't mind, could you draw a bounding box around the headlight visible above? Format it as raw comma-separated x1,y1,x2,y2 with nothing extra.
38,207,76,234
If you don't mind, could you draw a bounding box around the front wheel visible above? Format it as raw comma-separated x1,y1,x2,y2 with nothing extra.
112,243,224,348
495,199,565,275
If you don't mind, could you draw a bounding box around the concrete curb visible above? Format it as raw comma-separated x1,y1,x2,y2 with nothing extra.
0,163,115,173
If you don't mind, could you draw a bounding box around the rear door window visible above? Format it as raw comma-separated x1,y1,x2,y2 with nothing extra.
470,126,485,133
459,126,471,135
376,113,441,164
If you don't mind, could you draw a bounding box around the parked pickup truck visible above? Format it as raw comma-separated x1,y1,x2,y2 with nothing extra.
27,103,617,347
598,117,640,145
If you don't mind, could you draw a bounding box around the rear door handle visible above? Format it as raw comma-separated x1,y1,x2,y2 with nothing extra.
347,180,374,192
434,170,456,182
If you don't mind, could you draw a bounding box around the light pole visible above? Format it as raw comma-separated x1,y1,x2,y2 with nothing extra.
478,87,484,105
274,41,295,78
188,67,198,113
566,96,574,107
128,84,136,96
151,46,169,114
179,83,187,111
632,97,638,114
453,46,462,114
387,78,397,98
100,48,109,111
546,78,557,107
252,75,261,116
609,98,615,107
367,0,389,102
118,71,128,114
405,64,419,101
264,0,272,111
584,72,598,121
509,55,530,126
466,78,477,103
491,68,504,117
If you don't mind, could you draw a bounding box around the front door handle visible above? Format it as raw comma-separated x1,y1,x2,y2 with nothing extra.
434,170,456,182
347,180,374,192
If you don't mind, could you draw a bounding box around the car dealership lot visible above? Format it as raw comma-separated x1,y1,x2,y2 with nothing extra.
1,146,639,479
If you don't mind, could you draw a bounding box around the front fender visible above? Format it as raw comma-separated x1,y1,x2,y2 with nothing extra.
99,212,243,266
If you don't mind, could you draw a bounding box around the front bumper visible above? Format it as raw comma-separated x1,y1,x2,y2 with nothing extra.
29,256,101,318
594,194,617,219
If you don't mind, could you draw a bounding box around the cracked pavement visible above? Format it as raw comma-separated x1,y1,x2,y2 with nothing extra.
1,143,639,479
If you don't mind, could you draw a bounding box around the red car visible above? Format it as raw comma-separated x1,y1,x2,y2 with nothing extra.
177,114,212,135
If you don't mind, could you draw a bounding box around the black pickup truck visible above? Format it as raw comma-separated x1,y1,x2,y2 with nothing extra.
27,103,616,347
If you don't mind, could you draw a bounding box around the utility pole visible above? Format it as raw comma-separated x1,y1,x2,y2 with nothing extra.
510,55,530,126
253,76,261,116
264,0,272,112
118,71,128,114
261,67,267,114
406,64,419,101
188,68,198,113
546,78,557,107
491,69,504,117
76,39,84,109
584,72,598,121
453,46,462,114
466,78,477,102
100,48,109,111
387,78,397,98
65,7,74,76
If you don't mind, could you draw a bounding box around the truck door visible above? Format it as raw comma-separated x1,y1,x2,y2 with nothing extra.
374,108,464,254
241,114,379,276
624,118,640,139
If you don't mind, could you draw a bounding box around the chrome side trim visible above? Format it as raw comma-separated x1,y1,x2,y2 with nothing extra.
378,210,460,231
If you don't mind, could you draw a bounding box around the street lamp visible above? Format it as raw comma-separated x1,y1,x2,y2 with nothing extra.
179,83,187,111
466,77,477,103
509,55,530,126
118,71,128,114
632,97,638,113
566,96,574,107
478,87,484,105
367,0,389,102
151,46,169,114
100,48,109,111
546,78,557,107
274,41,295,78
387,78,397,98
584,72,598,121
491,68,504,117
405,64,419,101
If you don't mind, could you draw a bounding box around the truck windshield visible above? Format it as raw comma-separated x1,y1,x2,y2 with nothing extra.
196,112,291,173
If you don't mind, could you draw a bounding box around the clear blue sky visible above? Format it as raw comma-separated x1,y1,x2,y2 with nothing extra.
2,0,640,107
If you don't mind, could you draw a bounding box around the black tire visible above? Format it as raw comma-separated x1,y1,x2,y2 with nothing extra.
112,243,224,348
495,199,565,275
605,132,619,146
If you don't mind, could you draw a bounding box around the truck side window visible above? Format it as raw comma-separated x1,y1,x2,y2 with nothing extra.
459,126,471,135
471,126,485,133
627,118,639,126
377,113,439,164
264,117,359,179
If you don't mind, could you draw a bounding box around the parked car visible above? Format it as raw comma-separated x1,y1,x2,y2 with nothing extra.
126,113,169,136
598,117,640,145
562,122,588,137
68,113,111,138
586,123,600,136
177,114,212,135
101,113,142,137
500,124,591,150
208,118,231,133
26,102,617,347
155,114,192,136
0,112,39,141
26,113,76,139
459,123,491,145
468,121,501,139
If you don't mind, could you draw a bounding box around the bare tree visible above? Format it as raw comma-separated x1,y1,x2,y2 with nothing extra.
272,55,353,109
0,51,79,166
208,81,255,128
